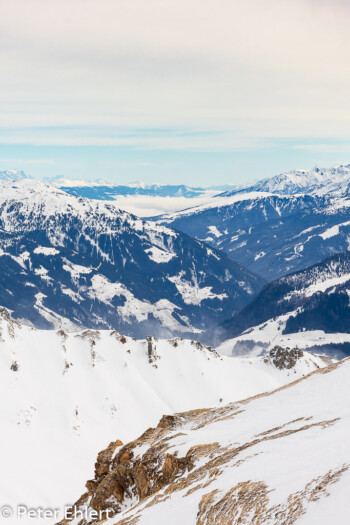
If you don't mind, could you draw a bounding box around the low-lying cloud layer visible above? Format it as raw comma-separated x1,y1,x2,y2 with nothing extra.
109,193,218,217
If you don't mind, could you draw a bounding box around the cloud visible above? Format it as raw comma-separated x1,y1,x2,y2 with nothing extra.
0,158,53,165
0,125,272,151
294,143,350,154
0,0,349,149
110,194,218,217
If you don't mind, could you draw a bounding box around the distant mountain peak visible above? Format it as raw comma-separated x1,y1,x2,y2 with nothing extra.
219,163,350,198
0,169,31,182
45,175,110,188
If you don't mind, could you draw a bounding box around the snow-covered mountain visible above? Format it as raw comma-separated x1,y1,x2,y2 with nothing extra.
0,169,31,181
0,309,328,524
219,163,350,197
215,251,350,357
60,355,350,525
156,192,350,280
0,180,263,337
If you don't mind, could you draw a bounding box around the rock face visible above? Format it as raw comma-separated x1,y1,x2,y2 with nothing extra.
57,358,350,525
58,415,206,524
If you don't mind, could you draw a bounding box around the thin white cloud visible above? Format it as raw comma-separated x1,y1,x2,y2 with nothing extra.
0,0,349,148
0,158,53,164
0,128,270,151
294,144,350,153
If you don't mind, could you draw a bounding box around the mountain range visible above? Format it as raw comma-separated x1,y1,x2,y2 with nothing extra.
156,180,350,280
56,182,226,200
0,179,263,338
0,169,30,182
1,165,350,343
219,163,350,197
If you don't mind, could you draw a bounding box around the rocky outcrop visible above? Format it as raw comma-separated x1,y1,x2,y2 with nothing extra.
0,306,20,342
58,420,195,524
57,358,350,525
146,336,160,365
265,346,304,370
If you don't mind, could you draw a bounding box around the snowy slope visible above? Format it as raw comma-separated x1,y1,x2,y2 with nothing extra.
0,309,328,524
0,180,263,337
215,251,350,355
61,357,350,525
155,191,276,221
216,313,350,360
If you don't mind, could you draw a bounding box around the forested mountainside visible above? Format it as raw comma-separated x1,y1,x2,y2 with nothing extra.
156,192,350,280
216,251,350,346
0,180,263,338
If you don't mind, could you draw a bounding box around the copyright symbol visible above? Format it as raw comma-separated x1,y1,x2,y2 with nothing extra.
0,506,13,519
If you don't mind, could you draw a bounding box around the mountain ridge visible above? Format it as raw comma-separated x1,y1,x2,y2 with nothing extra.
215,251,350,356
57,355,350,525
0,169,30,181
218,163,350,197
0,180,263,337
0,308,328,523
156,192,350,280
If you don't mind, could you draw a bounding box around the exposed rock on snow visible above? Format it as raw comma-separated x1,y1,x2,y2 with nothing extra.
216,314,350,362
0,310,330,523
58,357,350,525
265,346,305,370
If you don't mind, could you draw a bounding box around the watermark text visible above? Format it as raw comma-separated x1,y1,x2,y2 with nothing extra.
0,505,113,521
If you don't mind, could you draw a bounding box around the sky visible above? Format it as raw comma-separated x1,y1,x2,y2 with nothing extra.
0,0,350,185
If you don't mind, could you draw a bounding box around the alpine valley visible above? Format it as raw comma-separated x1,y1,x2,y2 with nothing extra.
0,179,263,338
